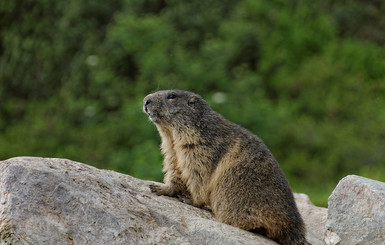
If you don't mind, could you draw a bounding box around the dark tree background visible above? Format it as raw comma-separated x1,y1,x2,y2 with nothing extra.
1,0,385,206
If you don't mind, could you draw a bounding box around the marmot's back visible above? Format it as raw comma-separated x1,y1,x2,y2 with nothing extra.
143,90,309,245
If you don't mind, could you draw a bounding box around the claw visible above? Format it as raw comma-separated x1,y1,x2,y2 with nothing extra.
149,184,162,195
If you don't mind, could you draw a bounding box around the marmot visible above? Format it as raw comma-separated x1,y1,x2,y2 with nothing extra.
143,90,309,245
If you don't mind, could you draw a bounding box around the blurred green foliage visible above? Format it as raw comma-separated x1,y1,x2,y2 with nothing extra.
1,0,385,207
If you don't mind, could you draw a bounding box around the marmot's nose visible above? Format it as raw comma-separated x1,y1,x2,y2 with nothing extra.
144,99,151,113
144,99,151,106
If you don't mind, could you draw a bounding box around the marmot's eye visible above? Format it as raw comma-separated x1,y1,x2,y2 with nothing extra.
167,94,177,100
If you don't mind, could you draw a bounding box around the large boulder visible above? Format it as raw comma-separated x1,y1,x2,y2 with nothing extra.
0,157,326,244
325,175,385,245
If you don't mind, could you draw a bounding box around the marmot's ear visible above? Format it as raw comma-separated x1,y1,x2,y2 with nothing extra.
188,95,199,107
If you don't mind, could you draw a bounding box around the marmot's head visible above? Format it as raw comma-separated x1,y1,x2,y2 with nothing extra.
143,90,210,127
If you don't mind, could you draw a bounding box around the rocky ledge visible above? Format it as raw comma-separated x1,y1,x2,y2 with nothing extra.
0,157,383,244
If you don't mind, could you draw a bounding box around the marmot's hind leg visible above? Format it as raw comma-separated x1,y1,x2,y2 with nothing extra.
214,204,308,245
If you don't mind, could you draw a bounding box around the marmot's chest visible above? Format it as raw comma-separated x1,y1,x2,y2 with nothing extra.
174,143,211,181
173,142,212,204
174,143,202,174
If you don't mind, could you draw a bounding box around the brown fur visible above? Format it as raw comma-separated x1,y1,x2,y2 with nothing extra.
143,90,309,245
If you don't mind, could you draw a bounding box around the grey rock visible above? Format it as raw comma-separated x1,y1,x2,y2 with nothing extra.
0,157,325,244
325,175,385,245
294,193,328,245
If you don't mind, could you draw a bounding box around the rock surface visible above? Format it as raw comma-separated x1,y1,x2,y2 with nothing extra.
294,193,328,243
0,157,326,245
325,175,385,245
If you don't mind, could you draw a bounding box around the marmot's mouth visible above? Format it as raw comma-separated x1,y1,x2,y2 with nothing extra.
143,104,160,123
148,113,155,120
146,111,159,122
144,106,153,118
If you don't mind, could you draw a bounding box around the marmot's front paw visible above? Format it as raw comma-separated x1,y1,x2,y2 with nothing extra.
149,184,163,195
